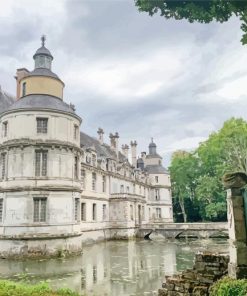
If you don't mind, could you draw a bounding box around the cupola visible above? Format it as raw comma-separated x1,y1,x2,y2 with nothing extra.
16,36,64,100
33,35,53,70
149,138,157,155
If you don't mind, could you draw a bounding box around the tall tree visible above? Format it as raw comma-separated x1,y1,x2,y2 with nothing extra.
170,117,247,222
135,0,247,44
169,150,199,222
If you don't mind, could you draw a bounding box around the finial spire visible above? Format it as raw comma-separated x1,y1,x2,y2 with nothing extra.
41,35,46,47
151,137,153,143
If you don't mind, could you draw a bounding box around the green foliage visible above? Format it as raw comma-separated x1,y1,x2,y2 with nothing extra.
0,280,80,296
210,277,247,296
135,0,247,44
170,117,247,222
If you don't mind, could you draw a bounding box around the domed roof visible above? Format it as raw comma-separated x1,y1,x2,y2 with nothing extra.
149,138,157,147
33,46,53,59
4,94,79,119
33,36,53,59
26,68,60,80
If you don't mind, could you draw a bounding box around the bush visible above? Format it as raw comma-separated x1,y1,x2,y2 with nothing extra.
0,280,80,296
210,277,247,296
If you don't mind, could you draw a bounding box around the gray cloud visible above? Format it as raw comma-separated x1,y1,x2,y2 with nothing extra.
0,0,247,167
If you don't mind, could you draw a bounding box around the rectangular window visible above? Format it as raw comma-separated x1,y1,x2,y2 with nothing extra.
102,175,106,193
155,189,160,200
133,184,135,194
92,172,97,191
33,197,47,222
92,154,96,166
74,156,78,179
22,82,26,97
156,208,161,219
74,125,79,140
155,176,159,183
81,203,86,221
0,199,3,222
0,153,6,179
81,169,86,189
126,186,129,194
74,198,80,222
130,205,134,221
2,121,8,137
37,118,48,134
120,184,124,193
92,203,96,221
142,206,145,219
35,151,48,177
103,204,106,221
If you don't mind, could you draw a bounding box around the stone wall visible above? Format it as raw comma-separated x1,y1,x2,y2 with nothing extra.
158,252,229,296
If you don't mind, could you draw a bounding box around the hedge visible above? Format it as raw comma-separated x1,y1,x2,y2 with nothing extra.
210,277,247,296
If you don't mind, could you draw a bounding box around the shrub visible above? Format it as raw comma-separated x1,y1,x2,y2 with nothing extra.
210,277,247,296
0,280,80,296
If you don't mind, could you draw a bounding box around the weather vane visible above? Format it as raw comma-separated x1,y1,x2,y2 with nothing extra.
41,35,46,47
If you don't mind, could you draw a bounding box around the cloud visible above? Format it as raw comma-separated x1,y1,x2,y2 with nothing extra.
0,0,247,166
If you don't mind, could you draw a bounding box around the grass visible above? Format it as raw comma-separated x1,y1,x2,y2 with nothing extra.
0,280,80,296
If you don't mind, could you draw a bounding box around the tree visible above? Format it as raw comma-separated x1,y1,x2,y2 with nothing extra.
135,0,247,44
169,150,199,222
169,117,247,222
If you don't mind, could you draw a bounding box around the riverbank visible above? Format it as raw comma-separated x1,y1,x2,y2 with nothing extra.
0,280,79,296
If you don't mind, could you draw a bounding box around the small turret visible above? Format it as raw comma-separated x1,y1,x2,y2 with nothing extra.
33,35,53,70
149,138,157,155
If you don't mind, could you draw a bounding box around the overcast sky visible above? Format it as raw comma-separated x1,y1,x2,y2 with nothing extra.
1,0,247,166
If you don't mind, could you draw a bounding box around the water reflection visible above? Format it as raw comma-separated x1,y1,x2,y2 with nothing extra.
0,239,229,296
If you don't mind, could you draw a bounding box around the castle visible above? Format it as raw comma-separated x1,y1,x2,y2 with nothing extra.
0,37,173,257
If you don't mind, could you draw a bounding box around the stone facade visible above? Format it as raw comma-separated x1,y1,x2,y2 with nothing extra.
0,37,173,257
158,252,229,296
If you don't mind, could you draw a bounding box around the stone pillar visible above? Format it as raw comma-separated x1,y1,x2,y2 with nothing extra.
227,187,247,279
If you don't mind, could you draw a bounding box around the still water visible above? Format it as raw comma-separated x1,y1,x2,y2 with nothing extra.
0,239,229,296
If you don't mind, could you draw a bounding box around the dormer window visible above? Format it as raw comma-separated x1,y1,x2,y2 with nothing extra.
37,118,48,134
22,82,26,97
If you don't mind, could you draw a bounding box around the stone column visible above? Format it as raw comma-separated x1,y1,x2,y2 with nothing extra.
227,187,247,279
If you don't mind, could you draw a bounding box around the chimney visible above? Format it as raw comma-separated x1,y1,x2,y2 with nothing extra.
15,68,29,99
114,132,119,158
109,133,116,150
97,128,104,144
109,132,119,158
122,144,129,159
130,140,137,167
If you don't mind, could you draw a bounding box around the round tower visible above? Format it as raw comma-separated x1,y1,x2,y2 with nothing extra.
0,37,82,258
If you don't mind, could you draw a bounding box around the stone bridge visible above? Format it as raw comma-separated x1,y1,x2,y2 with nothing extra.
138,222,228,239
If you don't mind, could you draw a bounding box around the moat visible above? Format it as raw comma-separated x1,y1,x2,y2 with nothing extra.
0,239,229,296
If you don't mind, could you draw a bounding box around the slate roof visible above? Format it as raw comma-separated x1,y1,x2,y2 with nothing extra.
26,68,61,81
33,46,53,59
4,94,77,116
80,131,127,162
0,88,15,114
145,165,169,174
